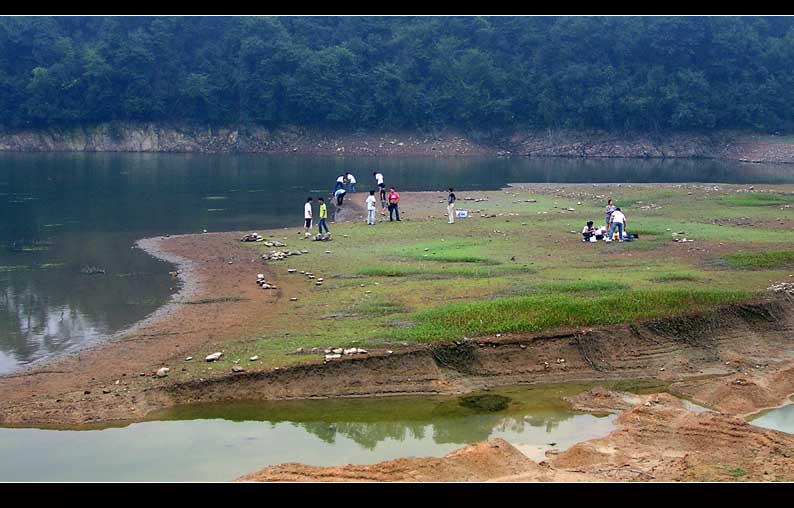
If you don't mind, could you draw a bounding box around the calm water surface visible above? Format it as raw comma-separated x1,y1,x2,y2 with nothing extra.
0,385,617,481
751,401,794,434
1,152,793,373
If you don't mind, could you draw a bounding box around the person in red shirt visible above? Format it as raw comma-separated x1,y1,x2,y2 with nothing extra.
387,187,401,222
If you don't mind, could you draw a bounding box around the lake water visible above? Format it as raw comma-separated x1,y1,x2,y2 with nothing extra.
2,152,794,373
0,385,617,481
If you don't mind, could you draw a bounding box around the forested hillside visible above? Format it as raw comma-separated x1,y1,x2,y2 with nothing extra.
2,16,794,132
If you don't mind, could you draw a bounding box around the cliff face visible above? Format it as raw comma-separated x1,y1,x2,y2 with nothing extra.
1,123,793,163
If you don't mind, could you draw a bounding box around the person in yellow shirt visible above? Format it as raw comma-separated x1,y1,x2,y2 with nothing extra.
317,197,330,237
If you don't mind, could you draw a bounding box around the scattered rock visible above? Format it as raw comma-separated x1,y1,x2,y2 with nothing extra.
249,355,259,361
155,367,170,378
205,352,223,362
231,365,245,373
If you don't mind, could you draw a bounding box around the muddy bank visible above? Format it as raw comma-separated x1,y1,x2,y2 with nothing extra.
154,297,794,412
0,231,282,426
3,123,794,163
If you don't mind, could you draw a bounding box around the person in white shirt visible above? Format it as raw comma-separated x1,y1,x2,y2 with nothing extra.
607,208,626,242
366,190,377,225
346,172,357,193
373,171,384,190
303,197,313,237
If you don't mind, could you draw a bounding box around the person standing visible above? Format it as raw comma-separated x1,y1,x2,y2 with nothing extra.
317,197,329,236
379,186,387,216
447,187,457,224
374,171,385,191
607,207,627,242
605,199,616,229
346,172,357,193
366,190,377,225
303,197,313,237
388,187,401,222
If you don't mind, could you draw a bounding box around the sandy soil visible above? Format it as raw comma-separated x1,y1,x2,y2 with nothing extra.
240,390,794,482
237,438,601,482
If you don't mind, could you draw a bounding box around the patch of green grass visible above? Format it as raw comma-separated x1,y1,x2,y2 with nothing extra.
392,289,751,342
719,193,792,207
394,240,502,265
536,280,630,293
357,264,530,278
726,467,747,479
723,250,794,269
651,272,700,282
181,296,247,305
350,300,409,316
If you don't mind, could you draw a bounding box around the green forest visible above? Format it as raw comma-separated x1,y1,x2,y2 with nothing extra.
2,16,794,132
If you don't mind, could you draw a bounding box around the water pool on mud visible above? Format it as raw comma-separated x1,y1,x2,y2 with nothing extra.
0,383,649,481
750,400,794,434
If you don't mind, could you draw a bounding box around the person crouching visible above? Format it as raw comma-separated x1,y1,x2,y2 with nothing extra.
582,221,596,242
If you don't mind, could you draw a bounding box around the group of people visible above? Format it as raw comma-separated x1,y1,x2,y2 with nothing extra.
366,171,401,224
303,171,408,237
333,172,357,206
582,199,631,242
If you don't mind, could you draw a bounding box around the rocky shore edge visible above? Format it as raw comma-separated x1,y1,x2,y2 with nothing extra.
3,123,794,163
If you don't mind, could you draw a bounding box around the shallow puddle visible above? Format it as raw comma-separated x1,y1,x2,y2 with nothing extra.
749,400,794,434
0,383,640,481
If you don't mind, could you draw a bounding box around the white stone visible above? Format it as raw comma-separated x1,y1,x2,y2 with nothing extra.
205,352,223,362
156,367,170,378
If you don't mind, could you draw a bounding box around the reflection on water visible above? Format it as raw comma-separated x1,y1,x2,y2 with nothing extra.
2,152,792,373
0,385,618,481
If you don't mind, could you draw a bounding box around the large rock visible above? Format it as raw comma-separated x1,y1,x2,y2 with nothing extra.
205,352,223,362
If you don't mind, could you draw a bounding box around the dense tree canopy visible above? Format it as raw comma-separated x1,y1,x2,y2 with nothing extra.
2,16,794,132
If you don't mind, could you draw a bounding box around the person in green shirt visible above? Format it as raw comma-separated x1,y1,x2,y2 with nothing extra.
318,197,330,236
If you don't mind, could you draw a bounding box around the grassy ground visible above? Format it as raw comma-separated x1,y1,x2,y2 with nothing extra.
184,183,794,372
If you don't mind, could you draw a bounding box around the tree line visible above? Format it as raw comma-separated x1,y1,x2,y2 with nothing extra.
2,16,794,132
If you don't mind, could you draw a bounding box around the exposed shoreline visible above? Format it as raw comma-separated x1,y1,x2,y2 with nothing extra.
0,187,793,430
2,185,794,482
4,123,794,164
